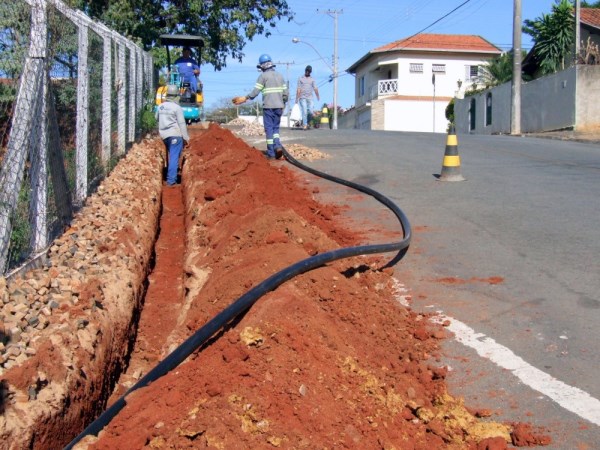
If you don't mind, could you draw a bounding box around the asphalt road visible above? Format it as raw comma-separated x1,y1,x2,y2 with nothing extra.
236,125,600,448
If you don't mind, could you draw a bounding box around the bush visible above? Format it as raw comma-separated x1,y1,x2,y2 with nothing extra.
141,108,157,134
445,98,455,123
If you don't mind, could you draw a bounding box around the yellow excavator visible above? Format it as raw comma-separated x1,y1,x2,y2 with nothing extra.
155,34,204,124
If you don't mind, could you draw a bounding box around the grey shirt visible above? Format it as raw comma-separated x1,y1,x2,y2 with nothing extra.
155,100,190,141
246,69,288,109
297,75,317,100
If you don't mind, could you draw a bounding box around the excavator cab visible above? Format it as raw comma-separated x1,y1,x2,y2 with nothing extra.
155,34,204,124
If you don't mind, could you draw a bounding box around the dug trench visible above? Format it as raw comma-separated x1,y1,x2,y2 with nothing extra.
0,124,551,449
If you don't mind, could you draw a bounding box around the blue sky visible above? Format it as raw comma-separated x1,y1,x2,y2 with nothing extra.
200,0,555,111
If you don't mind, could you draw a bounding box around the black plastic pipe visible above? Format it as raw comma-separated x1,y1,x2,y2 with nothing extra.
64,147,411,449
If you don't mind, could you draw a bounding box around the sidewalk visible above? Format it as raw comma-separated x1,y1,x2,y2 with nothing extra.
524,128,600,144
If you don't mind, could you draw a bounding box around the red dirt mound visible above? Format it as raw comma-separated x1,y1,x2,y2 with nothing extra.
79,124,545,449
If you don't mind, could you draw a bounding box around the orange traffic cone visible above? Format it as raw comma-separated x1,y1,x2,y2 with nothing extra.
438,125,465,182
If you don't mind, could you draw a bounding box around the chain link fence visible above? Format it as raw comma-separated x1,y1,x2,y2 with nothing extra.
0,0,154,274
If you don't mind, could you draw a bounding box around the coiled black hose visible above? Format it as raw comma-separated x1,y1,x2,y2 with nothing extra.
64,147,411,449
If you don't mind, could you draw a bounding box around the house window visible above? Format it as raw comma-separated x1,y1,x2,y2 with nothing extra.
432,64,446,74
409,63,423,73
359,76,365,97
465,65,480,80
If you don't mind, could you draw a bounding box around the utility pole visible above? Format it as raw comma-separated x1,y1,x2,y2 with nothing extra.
275,60,295,128
575,0,581,64
432,73,436,132
511,0,522,135
318,9,342,130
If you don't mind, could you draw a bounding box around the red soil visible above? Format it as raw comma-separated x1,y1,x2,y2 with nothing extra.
79,124,548,449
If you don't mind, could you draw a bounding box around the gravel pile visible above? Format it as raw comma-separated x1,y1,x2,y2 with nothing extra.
235,121,265,137
226,117,251,126
0,138,163,448
1,260,76,373
0,140,162,377
286,143,330,161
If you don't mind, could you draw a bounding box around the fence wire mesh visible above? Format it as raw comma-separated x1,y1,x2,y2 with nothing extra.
0,0,153,274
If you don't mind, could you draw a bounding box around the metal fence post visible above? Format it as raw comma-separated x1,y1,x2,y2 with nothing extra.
145,53,153,98
29,48,49,253
128,43,136,144
116,39,126,155
0,0,47,272
101,28,112,166
136,48,143,117
75,20,89,204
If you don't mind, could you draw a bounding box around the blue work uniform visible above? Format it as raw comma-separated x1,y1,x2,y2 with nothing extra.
174,56,200,93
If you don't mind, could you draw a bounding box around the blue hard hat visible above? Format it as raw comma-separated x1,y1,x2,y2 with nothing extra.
258,54,272,64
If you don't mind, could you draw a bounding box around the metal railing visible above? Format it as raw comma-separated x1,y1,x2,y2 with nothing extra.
376,79,399,98
0,0,154,273
365,79,399,105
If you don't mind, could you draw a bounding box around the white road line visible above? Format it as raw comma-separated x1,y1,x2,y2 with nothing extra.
433,314,600,426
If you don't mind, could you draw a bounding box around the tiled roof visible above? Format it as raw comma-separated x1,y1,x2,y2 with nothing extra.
581,8,600,29
372,33,501,54
346,33,501,74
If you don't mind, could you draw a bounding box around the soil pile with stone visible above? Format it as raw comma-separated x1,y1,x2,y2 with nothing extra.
0,124,551,449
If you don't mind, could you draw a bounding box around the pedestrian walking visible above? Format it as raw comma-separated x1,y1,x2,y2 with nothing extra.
232,54,288,159
296,65,320,130
155,85,189,186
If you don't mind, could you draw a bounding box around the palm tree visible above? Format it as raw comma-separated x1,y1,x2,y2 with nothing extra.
478,50,530,87
523,0,575,75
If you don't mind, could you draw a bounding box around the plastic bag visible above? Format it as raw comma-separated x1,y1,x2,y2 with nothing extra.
290,103,302,121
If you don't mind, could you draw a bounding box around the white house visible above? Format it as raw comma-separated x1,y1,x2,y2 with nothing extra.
345,34,502,133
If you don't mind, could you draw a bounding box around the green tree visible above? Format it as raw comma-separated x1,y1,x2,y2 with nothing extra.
72,0,294,71
523,0,575,75
445,98,454,124
0,2,30,79
582,1,600,6
206,96,258,123
479,50,531,87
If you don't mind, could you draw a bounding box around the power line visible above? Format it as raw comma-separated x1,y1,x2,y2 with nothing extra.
400,0,473,46
362,0,437,42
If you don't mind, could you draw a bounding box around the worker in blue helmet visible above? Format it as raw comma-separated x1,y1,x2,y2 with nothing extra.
232,54,288,159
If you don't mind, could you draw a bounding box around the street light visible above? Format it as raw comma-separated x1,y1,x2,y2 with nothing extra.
292,37,337,129
292,37,334,72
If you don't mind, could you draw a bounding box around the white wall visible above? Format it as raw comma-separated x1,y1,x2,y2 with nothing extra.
393,54,490,98
384,99,450,133
353,52,496,108
453,66,600,135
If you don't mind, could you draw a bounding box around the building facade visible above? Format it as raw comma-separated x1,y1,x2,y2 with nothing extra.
345,34,502,133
